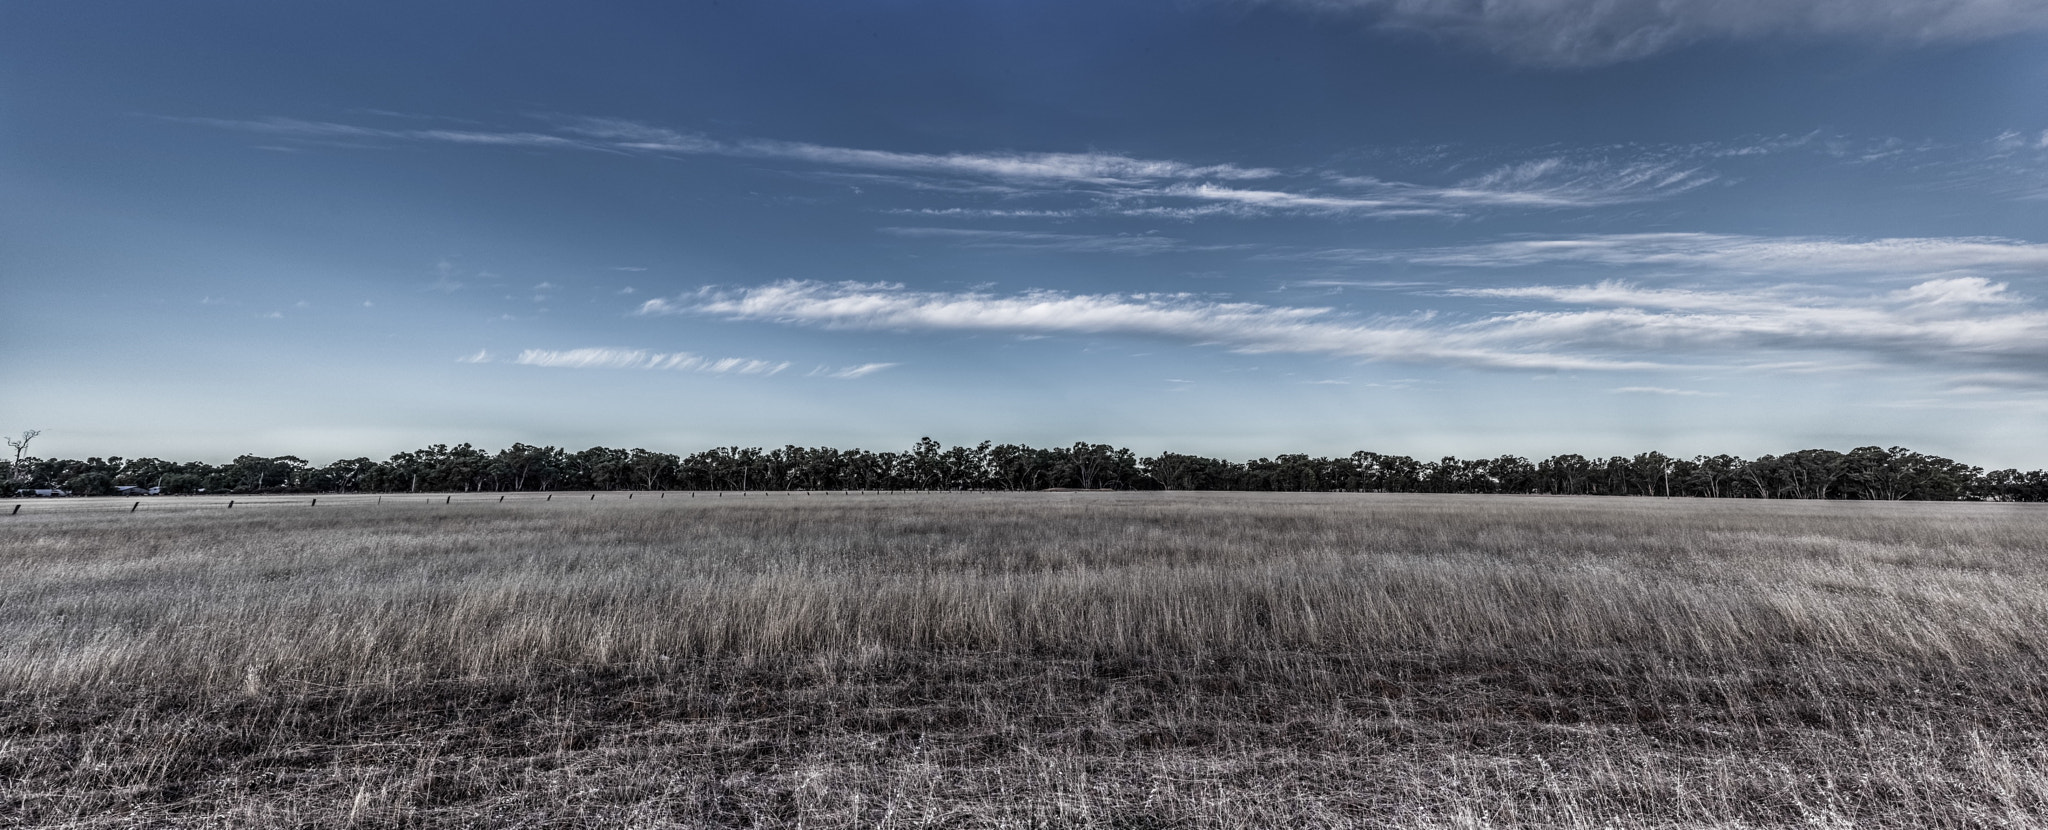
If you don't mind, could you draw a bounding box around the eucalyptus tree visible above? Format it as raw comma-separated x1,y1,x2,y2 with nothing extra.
4,429,38,485
628,448,679,490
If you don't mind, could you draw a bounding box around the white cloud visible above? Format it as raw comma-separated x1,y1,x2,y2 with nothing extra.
1944,372,2048,392
729,138,1278,184
1447,278,2048,369
1158,184,1410,214
1894,276,2016,305
652,277,2048,378
1309,233,2048,275
175,115,1726,222
661,280,1658,371
466,115,1277,185
1612,386,1720,396
458,349,492,364
881,227,1206,255
512,348,790,375
1275,0,2048,66
1451,280,1795,312
829,362,899,379
1418,158,1714,207
1148,156,1710,217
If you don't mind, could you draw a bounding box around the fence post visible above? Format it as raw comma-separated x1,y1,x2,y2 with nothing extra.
445,496,451,504
590,494,596,501
131,501,139,512
228,500,234,509
500,495,505,503
547,494,552,501
311,498,317,507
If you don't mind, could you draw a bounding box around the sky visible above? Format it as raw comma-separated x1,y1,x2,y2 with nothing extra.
5,0,2048,466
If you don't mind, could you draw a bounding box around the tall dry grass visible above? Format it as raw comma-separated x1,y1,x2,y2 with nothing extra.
4,492,2048,827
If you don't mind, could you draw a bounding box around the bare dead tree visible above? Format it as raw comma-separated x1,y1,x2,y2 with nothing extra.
5,429,39,484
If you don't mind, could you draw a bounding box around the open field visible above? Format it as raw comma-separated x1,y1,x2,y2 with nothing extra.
5,492,2048,828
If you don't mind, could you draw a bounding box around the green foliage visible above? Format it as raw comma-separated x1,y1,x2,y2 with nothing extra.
157,473,204,495
62,472,115,496
10,440,2042,500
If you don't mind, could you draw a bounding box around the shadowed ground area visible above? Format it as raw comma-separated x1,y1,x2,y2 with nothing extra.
4,492,2046,827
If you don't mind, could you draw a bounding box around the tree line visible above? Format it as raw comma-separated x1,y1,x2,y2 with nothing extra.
7,438,2048,501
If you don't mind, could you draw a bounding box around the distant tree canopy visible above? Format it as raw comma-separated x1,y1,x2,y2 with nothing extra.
4,440,2045,501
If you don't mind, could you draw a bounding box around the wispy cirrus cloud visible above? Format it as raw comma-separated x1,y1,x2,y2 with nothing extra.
171,114,1735,220
1156,156,1711,216
640,276,2048,379
510,348,791,375
1613,386,1721,396
1272,0,2048,66
494,347,897,380
174,114,1271,186
644,281,1658,371
556,116,1281,183
1300,233,2048,275
1446,277,2048,370
880,227,1223,255
1334,158,1716,208
822,362,899,380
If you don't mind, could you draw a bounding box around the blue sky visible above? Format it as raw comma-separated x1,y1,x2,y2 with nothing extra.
6,0,2048,465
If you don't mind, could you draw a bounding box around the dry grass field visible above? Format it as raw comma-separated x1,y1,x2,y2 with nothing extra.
4,491,2048,828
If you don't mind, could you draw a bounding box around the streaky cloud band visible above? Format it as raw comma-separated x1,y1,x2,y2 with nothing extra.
1304,233,2048,274
170,115,1739,220
643,277,2048,378
1273,0,2048,66
512,348,791,376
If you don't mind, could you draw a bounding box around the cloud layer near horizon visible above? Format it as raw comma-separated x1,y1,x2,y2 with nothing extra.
641,276,2048,382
